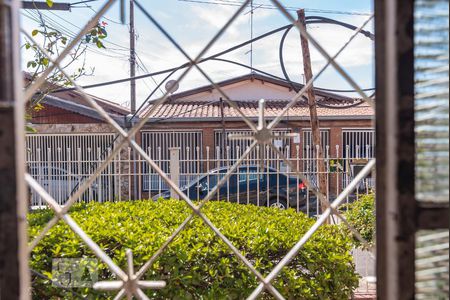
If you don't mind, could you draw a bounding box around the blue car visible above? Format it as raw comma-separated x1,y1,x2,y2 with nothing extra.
153,166,315,211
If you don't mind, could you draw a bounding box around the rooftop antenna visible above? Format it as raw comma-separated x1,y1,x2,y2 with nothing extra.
244,0,256,74
250,0,254,73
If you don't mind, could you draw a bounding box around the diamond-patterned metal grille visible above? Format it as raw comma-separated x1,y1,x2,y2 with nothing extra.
23,0,376,298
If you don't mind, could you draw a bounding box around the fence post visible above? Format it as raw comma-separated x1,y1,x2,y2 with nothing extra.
169,148,180,200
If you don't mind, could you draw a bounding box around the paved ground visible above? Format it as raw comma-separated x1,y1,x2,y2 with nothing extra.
352,249,376,299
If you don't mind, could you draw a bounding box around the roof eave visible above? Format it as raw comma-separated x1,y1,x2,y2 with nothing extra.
41,94,126,127
144,115,375,123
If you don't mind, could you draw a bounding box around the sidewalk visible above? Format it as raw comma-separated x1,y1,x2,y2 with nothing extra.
352,248,376,299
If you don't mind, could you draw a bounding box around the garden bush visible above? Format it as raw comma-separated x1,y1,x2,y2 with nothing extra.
29,200,359,299
342,193,376,249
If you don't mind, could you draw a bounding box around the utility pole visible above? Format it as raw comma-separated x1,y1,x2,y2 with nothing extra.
0,0,29,298
297,9,328,212
129,0,136,114
129,0,138,199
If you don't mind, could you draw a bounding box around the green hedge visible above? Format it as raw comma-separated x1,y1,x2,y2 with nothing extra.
29,200,359,299
342,193,376,249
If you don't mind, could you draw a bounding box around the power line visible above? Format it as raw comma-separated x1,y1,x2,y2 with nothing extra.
177,0,372,16
135,53,165,97
46,8,130,51
50,24,294,92
50,19,374,95
23,6,131,56
22,9,131,60
43,9,131,52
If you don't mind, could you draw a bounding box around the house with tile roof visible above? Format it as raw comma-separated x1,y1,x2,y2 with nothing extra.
26,73,374,199
138,73,374,163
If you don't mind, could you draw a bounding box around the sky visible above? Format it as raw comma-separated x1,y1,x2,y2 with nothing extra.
20,0,374,109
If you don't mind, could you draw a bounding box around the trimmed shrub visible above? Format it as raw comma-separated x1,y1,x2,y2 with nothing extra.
29,200,359,299
342,193,376,249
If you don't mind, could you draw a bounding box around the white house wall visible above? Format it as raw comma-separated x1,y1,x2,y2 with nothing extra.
178,79,305,102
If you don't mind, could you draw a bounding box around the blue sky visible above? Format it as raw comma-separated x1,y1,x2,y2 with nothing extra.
21,0,374,108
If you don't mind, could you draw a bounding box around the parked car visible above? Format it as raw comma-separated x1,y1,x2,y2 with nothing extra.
153,166,317,212
28,165,101,205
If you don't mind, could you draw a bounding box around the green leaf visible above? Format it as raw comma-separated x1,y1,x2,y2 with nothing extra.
31,29,39,36
46,0,53,7
25,125,36,133
96,40,104,49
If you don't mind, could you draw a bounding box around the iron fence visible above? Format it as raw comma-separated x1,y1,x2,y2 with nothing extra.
27,143,375,217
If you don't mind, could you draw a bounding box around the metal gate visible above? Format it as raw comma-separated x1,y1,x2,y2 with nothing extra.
21,1,376,299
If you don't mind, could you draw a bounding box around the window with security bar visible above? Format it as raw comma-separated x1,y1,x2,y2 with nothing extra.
301,130,330,184
342,129,375,190
0,0,406,299
0,0,384,299
214,129,292,166
301,129,329,156
141,130,203,191
342,129,375,159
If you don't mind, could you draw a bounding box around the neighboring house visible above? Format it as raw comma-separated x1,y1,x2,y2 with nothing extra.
26,73,375,199
139,73,374,161
137,73,375,193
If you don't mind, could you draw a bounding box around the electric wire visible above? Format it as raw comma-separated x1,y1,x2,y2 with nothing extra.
24,5,167,104
23,9,131,60
177,0,372,16
26,14,376,115
277,19,374,108
46,8,131,51
48,19,374,95
21,10,128,60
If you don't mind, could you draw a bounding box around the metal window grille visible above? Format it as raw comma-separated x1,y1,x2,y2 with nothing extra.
302,129,329,151
343,129,375,159
342,129,375,190
214,128,292,162
14,0,379,298
301,129,329,167
141,130,203,191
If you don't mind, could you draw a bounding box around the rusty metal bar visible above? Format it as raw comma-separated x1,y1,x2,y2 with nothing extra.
375,0,416,298
0,0,29,298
